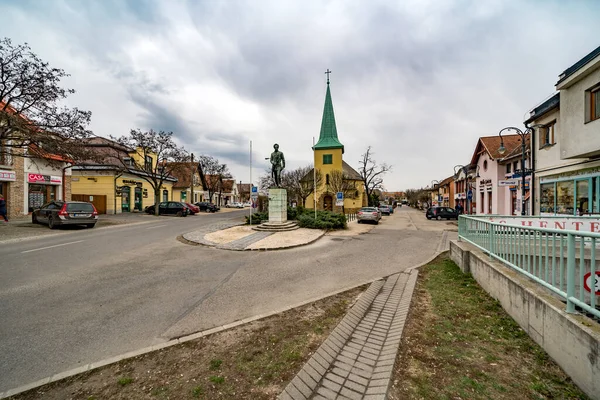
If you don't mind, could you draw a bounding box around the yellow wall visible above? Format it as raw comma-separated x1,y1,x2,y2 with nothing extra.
304,147,366,212
72,170,174,214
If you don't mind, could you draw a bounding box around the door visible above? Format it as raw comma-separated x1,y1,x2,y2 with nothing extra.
323,195,333,211
121,186,131,212
158,202,168,215
134,187,143,211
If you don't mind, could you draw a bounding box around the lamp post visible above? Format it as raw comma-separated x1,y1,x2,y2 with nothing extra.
498,126,540,216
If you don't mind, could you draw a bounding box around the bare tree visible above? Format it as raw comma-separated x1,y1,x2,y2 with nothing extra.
197,155,230,204
0,38,93,166
111,129,188,215
358,146,391,206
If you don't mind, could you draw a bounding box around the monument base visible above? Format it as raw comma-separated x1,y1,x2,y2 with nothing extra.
253,188,299,232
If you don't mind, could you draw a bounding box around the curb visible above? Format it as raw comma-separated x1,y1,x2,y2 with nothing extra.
244,230,326,251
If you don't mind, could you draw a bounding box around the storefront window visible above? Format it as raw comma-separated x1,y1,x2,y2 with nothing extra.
594,177,599,214
181,191,187,201
540,183,555,213
134,187,143,211
556,181,574,215
576,179,589,215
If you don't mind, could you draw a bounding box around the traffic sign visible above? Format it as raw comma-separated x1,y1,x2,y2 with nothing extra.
584,271,600,295
251,186,258,200
336,192,344,206
467,190,473,200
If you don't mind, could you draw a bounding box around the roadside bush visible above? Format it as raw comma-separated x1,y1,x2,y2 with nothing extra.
245,211,268,225
287,205,305,220
297,210,346,230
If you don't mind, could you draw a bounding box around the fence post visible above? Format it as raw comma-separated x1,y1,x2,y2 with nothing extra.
566,233,576,313
489,222,495,260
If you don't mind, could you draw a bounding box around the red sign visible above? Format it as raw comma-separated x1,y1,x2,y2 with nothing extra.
583,272,600,295
27,173,62,185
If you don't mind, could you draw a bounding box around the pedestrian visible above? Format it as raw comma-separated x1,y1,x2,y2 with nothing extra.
456,203,463,214
0,194,8,222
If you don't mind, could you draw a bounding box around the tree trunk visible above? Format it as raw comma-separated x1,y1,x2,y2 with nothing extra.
154,190,160,216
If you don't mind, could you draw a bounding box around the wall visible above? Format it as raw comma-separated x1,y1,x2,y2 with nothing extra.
476,153,506,215
450,240,600,399
558,59,600,159
71,171,117,214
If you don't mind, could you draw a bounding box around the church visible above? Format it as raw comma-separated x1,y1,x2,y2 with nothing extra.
303,73,367,213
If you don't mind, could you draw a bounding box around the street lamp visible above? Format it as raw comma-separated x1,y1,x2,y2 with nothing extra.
497,126,542,216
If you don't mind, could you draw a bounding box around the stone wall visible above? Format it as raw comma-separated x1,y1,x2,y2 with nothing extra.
450,240,600,399
8,149,25,219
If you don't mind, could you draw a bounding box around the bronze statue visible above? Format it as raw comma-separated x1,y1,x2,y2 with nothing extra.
270,143,285,187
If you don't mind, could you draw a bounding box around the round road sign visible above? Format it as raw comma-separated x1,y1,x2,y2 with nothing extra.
583,271,600,295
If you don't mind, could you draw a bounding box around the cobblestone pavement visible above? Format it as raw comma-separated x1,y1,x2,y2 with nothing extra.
181,220,244,245
280,269,418,400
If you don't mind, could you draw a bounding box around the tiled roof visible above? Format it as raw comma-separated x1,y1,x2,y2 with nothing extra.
471,134,525,165
168,162,197,188
439,175,454,186
238,183,252,193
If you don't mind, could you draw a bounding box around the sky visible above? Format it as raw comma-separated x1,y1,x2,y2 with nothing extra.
1,0,599,191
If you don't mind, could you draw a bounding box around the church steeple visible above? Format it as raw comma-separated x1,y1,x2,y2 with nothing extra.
314,70,344,153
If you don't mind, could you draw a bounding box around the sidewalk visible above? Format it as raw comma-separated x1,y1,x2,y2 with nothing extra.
279,231,451,400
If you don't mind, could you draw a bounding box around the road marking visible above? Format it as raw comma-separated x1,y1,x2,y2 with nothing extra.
146,224,167,230
21,240,85,254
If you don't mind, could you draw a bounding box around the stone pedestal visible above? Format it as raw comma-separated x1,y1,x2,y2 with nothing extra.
268,188,287,223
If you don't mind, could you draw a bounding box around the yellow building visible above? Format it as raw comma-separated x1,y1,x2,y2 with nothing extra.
71,138,175,214
304,77,367,213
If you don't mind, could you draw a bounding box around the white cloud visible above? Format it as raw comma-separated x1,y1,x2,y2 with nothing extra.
1,0,599,189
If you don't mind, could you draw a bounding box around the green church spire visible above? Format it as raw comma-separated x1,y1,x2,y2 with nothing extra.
314,69,344,153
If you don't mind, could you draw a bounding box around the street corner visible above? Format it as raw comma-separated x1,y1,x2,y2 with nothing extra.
245,228,325,251
327,219,378,237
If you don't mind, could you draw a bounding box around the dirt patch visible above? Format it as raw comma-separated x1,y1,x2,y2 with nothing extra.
8,286,366,400
389,254,589,400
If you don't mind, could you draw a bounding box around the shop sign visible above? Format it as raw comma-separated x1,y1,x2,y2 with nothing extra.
0,171,16,181
480,216,600,234
122,179,142,187
455,193,466,199
27,173,62,185
540,166,600,183
498,179,518,186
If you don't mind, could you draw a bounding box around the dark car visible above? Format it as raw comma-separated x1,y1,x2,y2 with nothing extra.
426,206,459,220
195,202,219,213
32,201,99,229
145,201,189,217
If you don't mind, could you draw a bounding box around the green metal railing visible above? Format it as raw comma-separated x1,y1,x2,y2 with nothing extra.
458,215,599,320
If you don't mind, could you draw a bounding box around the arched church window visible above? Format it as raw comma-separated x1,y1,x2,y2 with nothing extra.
326,174,330,185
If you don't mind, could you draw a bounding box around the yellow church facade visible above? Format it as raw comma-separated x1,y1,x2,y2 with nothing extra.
304,77,367,213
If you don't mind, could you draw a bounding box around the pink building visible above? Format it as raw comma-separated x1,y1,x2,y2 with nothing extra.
471,135,530,215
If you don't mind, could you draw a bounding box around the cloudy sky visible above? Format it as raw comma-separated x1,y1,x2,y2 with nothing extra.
1,0,599,190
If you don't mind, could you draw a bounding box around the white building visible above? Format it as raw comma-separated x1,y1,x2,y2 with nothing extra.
530,45,600,216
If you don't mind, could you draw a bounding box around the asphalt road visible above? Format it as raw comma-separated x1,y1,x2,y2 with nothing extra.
0,207,452,392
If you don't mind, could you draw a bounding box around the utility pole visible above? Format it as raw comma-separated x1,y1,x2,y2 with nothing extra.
190,153,194,203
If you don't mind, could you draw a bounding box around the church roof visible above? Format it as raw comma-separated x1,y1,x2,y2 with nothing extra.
313,80,344,152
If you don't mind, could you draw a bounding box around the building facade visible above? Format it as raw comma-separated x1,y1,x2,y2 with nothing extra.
531,46,600,216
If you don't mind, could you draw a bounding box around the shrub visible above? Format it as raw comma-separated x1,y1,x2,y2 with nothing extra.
297,210,346,230
245,211,268,225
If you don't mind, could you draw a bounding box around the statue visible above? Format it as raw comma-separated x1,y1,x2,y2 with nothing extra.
270,143,285,187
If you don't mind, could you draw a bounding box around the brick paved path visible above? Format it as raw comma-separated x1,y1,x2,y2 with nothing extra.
217,231,273,250
280,269,418,400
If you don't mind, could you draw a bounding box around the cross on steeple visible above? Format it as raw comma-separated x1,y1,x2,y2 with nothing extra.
324,69,332,84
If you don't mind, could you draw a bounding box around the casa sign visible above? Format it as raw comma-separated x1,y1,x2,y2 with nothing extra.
27,173,62,185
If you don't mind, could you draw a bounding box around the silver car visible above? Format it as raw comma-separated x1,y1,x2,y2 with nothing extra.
357,207,381,224
32,201,99,229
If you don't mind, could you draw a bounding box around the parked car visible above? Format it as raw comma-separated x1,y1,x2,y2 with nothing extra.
195,202,220,213
32,201,99,229
242,201,252,207
426,207,459,220
357,207,381,224
378,205,391,216
184,202,200,215
145,201,189,217
225,202,244,208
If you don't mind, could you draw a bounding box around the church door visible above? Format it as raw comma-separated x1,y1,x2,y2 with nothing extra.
323,195,333,211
